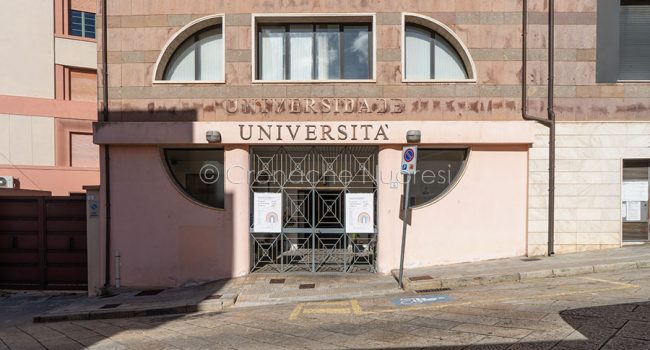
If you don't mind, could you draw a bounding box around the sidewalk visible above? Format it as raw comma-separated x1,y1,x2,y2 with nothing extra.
32,244,650,323
394,244,650,292
32,274,401,323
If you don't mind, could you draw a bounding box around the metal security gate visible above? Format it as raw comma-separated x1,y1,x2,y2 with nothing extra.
250,146,377,273
0,196,87,289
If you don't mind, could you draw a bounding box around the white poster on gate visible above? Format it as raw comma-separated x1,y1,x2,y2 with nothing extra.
345,193,374,233
254,192,282,233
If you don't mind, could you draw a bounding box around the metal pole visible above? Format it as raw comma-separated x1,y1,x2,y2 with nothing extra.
522,0,556,257
547,0,556,256
398,174,411,289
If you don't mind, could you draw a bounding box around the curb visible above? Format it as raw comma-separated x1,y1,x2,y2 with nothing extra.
395,259,650,292
33,295,237,323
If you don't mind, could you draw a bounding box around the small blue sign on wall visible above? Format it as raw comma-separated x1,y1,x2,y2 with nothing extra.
392,294,453,307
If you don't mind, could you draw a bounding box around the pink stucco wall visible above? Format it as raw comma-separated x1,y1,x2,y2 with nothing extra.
109,146,249,288
376,145,529,273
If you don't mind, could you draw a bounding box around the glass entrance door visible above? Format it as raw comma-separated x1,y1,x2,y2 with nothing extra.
250,146,377,273
622,159,650,242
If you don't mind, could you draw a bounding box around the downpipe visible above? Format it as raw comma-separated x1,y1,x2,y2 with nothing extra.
101,0,113,292
522,0,556,256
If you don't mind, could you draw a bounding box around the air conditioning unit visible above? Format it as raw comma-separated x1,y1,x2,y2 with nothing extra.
0,176,15,189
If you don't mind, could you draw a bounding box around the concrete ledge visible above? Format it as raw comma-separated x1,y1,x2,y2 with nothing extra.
395,252,650,292
594,262,638,273
552,266,595,277
33,294,237,323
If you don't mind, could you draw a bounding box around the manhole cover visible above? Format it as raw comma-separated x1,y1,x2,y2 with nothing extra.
299,283,315,289
408,275,434,281
135,289,164,297
269,278,286,284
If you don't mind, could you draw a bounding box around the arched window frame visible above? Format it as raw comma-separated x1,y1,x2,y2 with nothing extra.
152,14,225,84
401,13,477,83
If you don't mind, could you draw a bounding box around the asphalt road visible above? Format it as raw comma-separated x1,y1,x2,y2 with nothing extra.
1,269,650,349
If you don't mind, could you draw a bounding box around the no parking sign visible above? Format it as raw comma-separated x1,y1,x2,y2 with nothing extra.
401,146,417,175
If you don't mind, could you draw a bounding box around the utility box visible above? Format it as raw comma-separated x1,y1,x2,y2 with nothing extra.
84,185,101,296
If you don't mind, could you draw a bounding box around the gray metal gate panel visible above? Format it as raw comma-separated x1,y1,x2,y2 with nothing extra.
250,146,377,273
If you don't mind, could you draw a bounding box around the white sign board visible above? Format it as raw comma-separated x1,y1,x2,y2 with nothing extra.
627,201,642,221
401,146,417,175
254,192,282,233
622,181,648,202
345,193,374,233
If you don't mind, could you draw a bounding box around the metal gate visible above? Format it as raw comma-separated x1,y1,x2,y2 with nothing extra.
250,146,377,273
0,196,87,289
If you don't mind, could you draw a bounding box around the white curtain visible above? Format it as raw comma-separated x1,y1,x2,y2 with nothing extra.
405,26,432,80
289,25,313,80
197,27,223,80
316,25,340,79
164,38,196,80
434,35,468,80
261,26,285,80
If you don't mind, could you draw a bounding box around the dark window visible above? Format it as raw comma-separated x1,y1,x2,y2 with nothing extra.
164,149,225,209
619,0,650,80
408,149,468,206
69,10,96,39
257,23,372,80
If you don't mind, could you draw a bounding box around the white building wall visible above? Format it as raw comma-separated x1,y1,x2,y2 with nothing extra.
528,122,650,255
0,0,54,99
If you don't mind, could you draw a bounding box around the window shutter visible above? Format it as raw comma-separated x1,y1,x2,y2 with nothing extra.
619,4,650,80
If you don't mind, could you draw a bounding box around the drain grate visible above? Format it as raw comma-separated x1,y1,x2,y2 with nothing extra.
269,278,286,284
414,287,451,294
204,294,222,300
135,289,164,297
521,258,542,262
299,283,315,289
100,303,121,309
408,275,434,281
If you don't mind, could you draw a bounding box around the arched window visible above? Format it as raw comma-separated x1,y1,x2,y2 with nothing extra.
163,149,225,209
162,26,223,81
404,24,469,81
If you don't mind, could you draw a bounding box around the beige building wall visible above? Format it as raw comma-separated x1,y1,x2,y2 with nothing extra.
0,114,55,166
0,0,55,99
528,122,650,255
55,37,98,70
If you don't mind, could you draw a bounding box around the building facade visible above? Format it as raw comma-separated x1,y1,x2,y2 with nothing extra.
0,0,99,195
94,0,650,289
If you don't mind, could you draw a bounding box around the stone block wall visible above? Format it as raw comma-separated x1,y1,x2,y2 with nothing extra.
96,0,650,123
528,122,650,255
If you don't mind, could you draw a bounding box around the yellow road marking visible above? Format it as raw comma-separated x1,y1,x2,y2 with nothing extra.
303,308,351,314
289,299,363,320
288,277,640,319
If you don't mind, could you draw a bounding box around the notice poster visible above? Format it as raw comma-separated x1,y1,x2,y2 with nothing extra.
345,193,374,233
627,201,642,221
622,181,648,202
254,192,282,233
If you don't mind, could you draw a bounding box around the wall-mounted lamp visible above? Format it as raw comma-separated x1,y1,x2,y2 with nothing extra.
406,130,421,143
206,130,222,143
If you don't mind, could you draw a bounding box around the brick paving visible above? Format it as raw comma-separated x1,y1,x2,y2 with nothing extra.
1,268,649,349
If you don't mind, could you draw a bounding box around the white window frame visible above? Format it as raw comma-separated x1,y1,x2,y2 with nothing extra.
251,13,377,84
152,14,226,85
401,13,477,84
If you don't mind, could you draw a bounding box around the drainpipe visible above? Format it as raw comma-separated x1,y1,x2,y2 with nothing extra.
101,0,113,289
522,0,555,256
